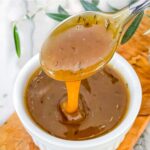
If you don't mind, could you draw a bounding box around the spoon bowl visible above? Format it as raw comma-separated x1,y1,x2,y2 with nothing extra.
40,11,120,81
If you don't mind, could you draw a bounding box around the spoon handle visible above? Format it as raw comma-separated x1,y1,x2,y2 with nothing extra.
130,0,150,14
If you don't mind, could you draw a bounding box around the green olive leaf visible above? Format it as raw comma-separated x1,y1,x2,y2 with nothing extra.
92,0,99,6
121,11,144,44
58,5,69,15
80,0,101,11
46,13,70,22
13,25,21,58
130,0,138,4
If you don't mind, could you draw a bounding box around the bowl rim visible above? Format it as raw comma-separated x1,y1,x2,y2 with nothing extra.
13,52,142,148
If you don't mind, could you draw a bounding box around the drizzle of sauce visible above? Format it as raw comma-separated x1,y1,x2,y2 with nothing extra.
61,81,81,113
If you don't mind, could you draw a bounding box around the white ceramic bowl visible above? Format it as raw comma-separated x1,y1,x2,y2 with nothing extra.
13,53,142,150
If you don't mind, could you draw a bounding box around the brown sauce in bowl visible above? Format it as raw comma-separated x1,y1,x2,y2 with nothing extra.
25,66,128,140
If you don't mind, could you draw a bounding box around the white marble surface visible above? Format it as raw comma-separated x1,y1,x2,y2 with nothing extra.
0,0,149,149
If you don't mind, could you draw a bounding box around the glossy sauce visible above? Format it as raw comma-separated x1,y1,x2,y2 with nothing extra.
41,15,118,113
25,66,128,140
41,24,114,74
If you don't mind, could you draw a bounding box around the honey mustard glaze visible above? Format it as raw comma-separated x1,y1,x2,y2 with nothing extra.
25,66,129,140
40,14,120,114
